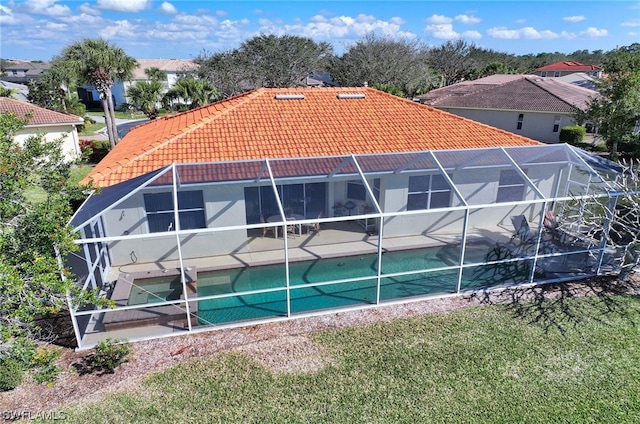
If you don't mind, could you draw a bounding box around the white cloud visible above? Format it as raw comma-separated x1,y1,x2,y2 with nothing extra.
274,14,415,40
0,4,21,25
99,19,138,38
425,23,459,39
159,2,177,15
23,0,71,17
580,27,608,37
78,3,100,16
44,21,67,30
426,14,452,25
96,0,151,13
455,14,480,24
487,26,560,40
621,18,640,27
563,16,586,23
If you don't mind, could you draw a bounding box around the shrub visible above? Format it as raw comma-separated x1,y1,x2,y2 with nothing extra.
32,363,61,385
0,358,25,392
91,338,132,374
559,126,586,144
31,347,62,385
79,139,110,163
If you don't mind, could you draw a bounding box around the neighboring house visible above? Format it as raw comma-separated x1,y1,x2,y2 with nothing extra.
0,80,29,101
0,61,50,84
556,72,599,91
303,71,339,87
77,59,198,108
0,97,83,161
414,74,598,144
534,61,603,78
69,87,624,348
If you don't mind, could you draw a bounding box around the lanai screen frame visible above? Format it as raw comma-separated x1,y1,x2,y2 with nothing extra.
67,144,624,349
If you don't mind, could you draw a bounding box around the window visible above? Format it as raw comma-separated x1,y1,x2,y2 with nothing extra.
496,169,525,203
516,113,524,130
347,180,367,201
144,191,205,233
553,71,561,77
540,71,547,77
407,174,451,210
553,116,561,133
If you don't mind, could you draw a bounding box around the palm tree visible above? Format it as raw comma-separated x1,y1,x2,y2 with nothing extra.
127,80,164,119
58,38,137,149
164,77,221,110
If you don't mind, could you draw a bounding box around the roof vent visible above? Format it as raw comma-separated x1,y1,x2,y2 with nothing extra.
337,93,365,99
274,94,305,100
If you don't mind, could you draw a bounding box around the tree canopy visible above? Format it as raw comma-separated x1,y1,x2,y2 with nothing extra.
576,45,640,159
56,38,137,149
195,34,333,96
328,33,437,97
0,113,100,355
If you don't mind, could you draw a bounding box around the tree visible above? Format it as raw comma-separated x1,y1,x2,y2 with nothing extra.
427,40,477,86
126,68,167,120
328,33,437,97
0,113,101,360
57,38,137,149
0,86,16,98
164,77,221,110
195,34,333,95
27,61,86,117
576,45,640,159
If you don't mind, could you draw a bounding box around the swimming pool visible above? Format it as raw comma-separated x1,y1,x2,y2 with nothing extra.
194,241,518,326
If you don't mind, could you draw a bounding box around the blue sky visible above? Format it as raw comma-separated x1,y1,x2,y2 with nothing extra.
1,1,639,61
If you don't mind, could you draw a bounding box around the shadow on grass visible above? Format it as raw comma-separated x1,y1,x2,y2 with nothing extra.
466,275,640,334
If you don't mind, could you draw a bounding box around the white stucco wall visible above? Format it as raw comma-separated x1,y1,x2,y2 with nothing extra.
438,108,577,144
15,125,81,162
102,163,565,267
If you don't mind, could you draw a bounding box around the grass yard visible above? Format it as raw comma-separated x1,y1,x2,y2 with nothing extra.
54,293,640,424
78,121,106,136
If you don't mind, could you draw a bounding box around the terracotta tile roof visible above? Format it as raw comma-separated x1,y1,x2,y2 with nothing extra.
535,61,603,72
415,75,597,112
131,59,198,79
0,97,83,126
83,87,541,188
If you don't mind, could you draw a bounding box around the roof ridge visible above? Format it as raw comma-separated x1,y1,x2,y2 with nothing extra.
88,89,265,183
524,76,587,109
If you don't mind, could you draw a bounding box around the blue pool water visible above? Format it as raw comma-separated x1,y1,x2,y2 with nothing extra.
195,241,521,326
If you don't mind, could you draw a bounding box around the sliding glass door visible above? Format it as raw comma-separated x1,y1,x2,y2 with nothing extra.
244,183,326,224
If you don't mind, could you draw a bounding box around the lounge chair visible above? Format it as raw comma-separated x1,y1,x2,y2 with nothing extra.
261,215,276,238
305,211,322,235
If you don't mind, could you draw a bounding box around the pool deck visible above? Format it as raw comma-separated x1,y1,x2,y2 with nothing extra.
107,221,512,280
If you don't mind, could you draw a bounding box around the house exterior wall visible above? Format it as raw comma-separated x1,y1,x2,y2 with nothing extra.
105,184,249,265
102,164,562,267
14,124,81,162
437,108,577,144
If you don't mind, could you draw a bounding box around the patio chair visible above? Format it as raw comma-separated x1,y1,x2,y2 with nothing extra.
261,215,276,238
305,211,322,235
510,215,533,242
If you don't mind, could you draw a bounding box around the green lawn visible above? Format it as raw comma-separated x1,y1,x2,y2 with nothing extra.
85,110,147,120
24,165,93,204
56,293,640,423
78,121,106,136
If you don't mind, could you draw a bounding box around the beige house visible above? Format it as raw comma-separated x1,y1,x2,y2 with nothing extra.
0,97,83,161
414,75,599,144
534,61,603,78
78,59,198,108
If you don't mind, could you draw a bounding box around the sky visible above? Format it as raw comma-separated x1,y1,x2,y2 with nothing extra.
1,0,639,61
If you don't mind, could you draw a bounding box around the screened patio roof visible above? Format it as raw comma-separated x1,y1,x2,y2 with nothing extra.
70,144,623,233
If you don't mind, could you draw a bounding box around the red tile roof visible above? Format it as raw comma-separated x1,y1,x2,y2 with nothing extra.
84,87,541,188
0,97,83,126
415,75,597,112
535,61,603,72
